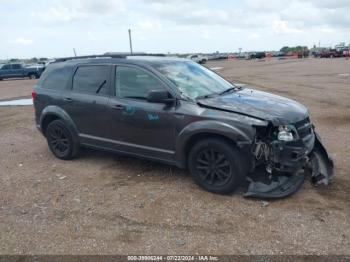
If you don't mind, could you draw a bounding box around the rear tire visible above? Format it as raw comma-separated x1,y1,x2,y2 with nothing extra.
46,119,79,160
188,138,246,194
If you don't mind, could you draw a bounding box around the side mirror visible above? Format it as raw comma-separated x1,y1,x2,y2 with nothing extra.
147,90,174,104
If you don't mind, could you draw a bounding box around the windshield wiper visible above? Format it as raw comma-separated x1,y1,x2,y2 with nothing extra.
219,85,242,95
196,93,218,100
96,80,107,94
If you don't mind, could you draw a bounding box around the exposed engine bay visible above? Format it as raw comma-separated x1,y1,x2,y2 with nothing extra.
245,117,334,199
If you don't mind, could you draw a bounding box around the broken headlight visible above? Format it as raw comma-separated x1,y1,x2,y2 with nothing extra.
277,125,295,141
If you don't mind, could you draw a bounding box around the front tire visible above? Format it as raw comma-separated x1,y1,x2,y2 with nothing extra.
46,119,79,160
188,138,246,194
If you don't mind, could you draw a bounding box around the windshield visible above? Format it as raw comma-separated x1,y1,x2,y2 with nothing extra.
153,61,234,99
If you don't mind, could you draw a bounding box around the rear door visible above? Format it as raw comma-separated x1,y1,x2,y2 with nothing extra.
62,65,112,140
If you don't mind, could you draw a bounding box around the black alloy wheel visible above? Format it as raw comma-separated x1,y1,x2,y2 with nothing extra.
188,138,246,194
195,148,231,187
46,119,78,160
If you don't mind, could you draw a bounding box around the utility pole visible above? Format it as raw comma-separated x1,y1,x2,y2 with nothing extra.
73,48,77,57
128,29,133,54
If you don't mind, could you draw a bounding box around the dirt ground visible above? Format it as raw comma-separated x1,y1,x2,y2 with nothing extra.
0,58,349,255
0,78,37,101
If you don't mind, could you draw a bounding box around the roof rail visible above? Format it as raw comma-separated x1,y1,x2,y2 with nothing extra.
131,53,166,57
53,53,167,63
53,54,125,63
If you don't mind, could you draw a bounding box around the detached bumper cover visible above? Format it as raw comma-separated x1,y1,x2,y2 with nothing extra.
245,172,305,199
309,132,334,186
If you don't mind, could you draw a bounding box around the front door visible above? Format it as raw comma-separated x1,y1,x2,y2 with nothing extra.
11,64,24,77
107,65,176,162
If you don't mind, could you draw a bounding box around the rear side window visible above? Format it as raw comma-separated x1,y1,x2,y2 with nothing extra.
41,66,71,90
73,66,110,95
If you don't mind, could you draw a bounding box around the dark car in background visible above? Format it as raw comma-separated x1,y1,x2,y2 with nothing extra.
0,63,44,80
32,55,334,199
319,49,343,58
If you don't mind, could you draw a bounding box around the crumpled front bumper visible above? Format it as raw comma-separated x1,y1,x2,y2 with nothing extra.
245,132,334,199
270,131,315,173
309,132,334,186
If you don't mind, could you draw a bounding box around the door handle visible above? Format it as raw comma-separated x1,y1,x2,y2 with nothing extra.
112,104,125,110
63,97,73,102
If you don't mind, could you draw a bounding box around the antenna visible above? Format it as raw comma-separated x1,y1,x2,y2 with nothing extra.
73,48,77,57
128,29,133,54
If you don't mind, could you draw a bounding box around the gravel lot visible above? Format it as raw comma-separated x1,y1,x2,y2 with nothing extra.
0,58,349,255
0,78,37,101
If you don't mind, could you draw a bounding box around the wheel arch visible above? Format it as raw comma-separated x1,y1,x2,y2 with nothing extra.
175,121,254,169
41,113,60,135
40,106,79,143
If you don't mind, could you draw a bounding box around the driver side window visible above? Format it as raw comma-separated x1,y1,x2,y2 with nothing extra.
115,66,163,100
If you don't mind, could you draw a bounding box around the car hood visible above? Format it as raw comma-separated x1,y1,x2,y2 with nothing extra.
198,88,309,125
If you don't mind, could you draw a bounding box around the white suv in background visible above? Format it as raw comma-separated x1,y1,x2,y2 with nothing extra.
187,54,207,64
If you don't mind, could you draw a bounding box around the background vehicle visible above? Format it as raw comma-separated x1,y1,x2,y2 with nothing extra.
320,49,343,58
187,54,207,64
0,63,44,80
249,52,266,59
33,55,333,198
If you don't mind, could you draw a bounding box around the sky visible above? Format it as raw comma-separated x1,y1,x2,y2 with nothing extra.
1,0,349,59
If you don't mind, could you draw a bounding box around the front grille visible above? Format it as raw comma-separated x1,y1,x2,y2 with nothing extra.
294,117,312,139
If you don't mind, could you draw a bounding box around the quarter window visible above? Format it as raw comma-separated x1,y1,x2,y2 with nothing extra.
41,66,71,90
115,66,163,100
73,66,110,95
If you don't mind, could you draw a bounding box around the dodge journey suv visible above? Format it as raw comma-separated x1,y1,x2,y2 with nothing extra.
33,55,334,198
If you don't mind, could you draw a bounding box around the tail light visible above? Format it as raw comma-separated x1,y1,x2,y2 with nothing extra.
32,90,37,102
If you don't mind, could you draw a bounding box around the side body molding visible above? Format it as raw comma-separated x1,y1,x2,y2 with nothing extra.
175,120,255,168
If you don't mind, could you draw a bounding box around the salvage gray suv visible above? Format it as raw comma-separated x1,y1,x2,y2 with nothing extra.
33,55,334,198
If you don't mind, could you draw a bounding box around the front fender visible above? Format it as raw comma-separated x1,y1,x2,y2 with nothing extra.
175,120,255,168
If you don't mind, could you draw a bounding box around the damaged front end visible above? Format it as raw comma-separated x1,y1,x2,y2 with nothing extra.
245,117,334,199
